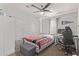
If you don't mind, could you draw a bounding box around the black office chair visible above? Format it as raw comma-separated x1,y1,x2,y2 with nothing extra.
58,37,76,56
61,26,76,55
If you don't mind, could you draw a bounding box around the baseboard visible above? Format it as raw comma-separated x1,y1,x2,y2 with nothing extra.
8,51,16,56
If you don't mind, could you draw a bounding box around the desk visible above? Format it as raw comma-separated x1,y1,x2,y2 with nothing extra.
54,34,79,55
54,34,63,45
74,37,79,54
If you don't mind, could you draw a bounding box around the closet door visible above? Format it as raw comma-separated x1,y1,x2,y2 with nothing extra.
0,16,5,55
0,16,15,55
4,16,15,55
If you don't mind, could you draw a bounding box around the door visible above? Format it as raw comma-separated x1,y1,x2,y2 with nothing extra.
0,16,15,55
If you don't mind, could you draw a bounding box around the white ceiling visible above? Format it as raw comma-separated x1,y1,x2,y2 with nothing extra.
0,3,79,18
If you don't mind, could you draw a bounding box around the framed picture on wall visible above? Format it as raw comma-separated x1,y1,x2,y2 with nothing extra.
62,21,74,25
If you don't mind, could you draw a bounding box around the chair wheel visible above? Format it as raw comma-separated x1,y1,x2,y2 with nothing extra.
64,52,68,56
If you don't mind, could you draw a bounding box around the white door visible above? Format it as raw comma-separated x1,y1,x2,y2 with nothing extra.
0,16,15,55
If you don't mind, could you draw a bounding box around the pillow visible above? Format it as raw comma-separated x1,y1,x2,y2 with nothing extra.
23,35,41,42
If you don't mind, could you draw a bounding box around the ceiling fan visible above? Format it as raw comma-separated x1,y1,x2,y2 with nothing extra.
31,3,52,14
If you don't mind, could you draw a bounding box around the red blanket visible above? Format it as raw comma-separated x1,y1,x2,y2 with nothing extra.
36,37,52,48
23,35,52,49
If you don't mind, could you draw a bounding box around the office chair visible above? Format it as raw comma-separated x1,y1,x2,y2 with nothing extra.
58,38,76,56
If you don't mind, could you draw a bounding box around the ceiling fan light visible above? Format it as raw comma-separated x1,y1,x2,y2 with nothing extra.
40,12,44,14
50,10,53,12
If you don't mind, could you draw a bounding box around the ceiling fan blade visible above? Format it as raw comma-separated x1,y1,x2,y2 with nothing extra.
31,4,41,10
44,10,52,12
43,3,51,10
33,11,40,13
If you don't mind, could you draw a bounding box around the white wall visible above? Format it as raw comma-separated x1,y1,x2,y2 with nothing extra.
57,12,77,35
16,15,40,40
3,4,40,40
42,12,77,35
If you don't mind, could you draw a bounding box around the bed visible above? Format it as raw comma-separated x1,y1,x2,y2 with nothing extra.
22,34,54,53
